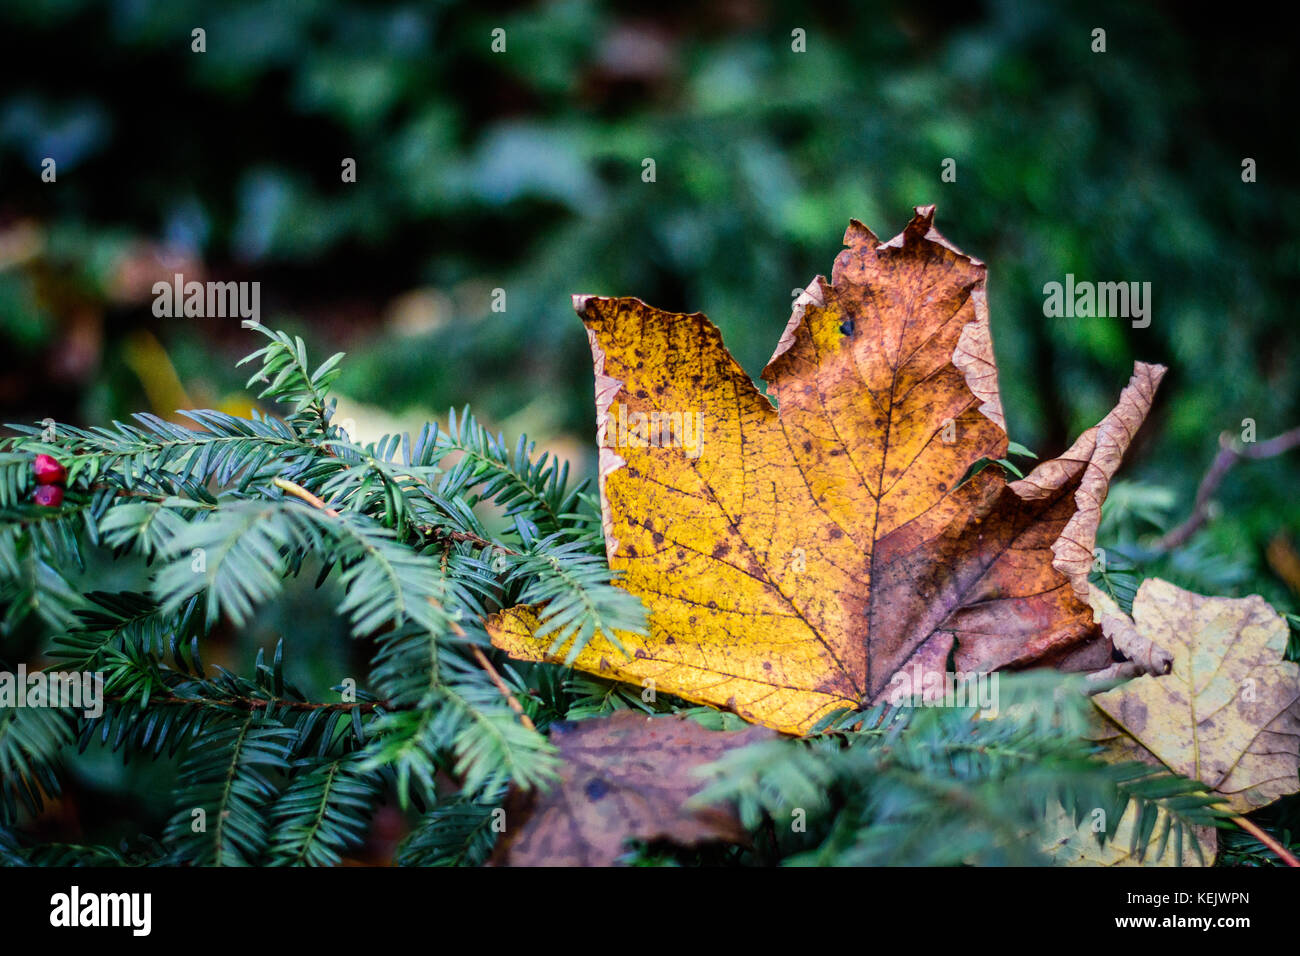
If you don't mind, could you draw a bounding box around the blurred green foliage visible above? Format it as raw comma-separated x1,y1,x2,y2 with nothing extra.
1,3,1297,607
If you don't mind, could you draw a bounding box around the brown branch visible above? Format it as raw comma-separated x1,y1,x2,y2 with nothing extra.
1233,813,1300,867
89,485,173,501
430,596,533,730
424,525,518,555
90,476,516,560
471,645,535,731
1153,426,1300,553
104,692,382,714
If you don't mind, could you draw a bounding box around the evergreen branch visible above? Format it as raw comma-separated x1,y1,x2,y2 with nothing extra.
397,794,504,867
237,326,344,435
503,532,647,664
427,409,593,545
0,704,75,825
0,828,161,867
266,754,381,866
163,712,295,866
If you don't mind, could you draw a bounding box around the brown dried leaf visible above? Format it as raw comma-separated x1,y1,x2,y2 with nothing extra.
492,712,772,866
1042,801,1217,867
1093,578,1300,812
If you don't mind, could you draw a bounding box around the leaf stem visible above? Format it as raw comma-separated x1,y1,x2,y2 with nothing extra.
1232,813,1300,867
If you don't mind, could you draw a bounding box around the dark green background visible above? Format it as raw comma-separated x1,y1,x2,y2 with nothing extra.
2,0,1297,605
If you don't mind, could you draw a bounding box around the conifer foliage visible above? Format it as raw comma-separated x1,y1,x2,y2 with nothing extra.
0,329,1241,866
0,327,641,866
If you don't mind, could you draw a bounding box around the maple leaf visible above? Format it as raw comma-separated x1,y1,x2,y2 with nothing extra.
1092,578,1300,813
491,712,772,866
491,207,1166,734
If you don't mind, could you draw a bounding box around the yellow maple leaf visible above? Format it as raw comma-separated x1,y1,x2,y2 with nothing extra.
491,207,1165,734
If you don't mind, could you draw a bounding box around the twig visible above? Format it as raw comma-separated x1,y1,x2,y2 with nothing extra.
1153,426,1300,552
471,645,535,731
424,524,519,555
273,477,339,517
90,486,174,501
1233,813,1300,867
429,596,534,730
103,692,382,714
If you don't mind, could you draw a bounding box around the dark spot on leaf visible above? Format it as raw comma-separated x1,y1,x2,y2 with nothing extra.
1121,697,1149,732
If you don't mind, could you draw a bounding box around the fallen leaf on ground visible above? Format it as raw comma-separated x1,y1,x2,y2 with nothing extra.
1042,800,1216,867
491,711,772,866
1093,578,1300,812
491,207,1166,733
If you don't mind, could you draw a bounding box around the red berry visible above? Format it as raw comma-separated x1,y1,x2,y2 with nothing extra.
33,484,64,507
33,453,67,485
